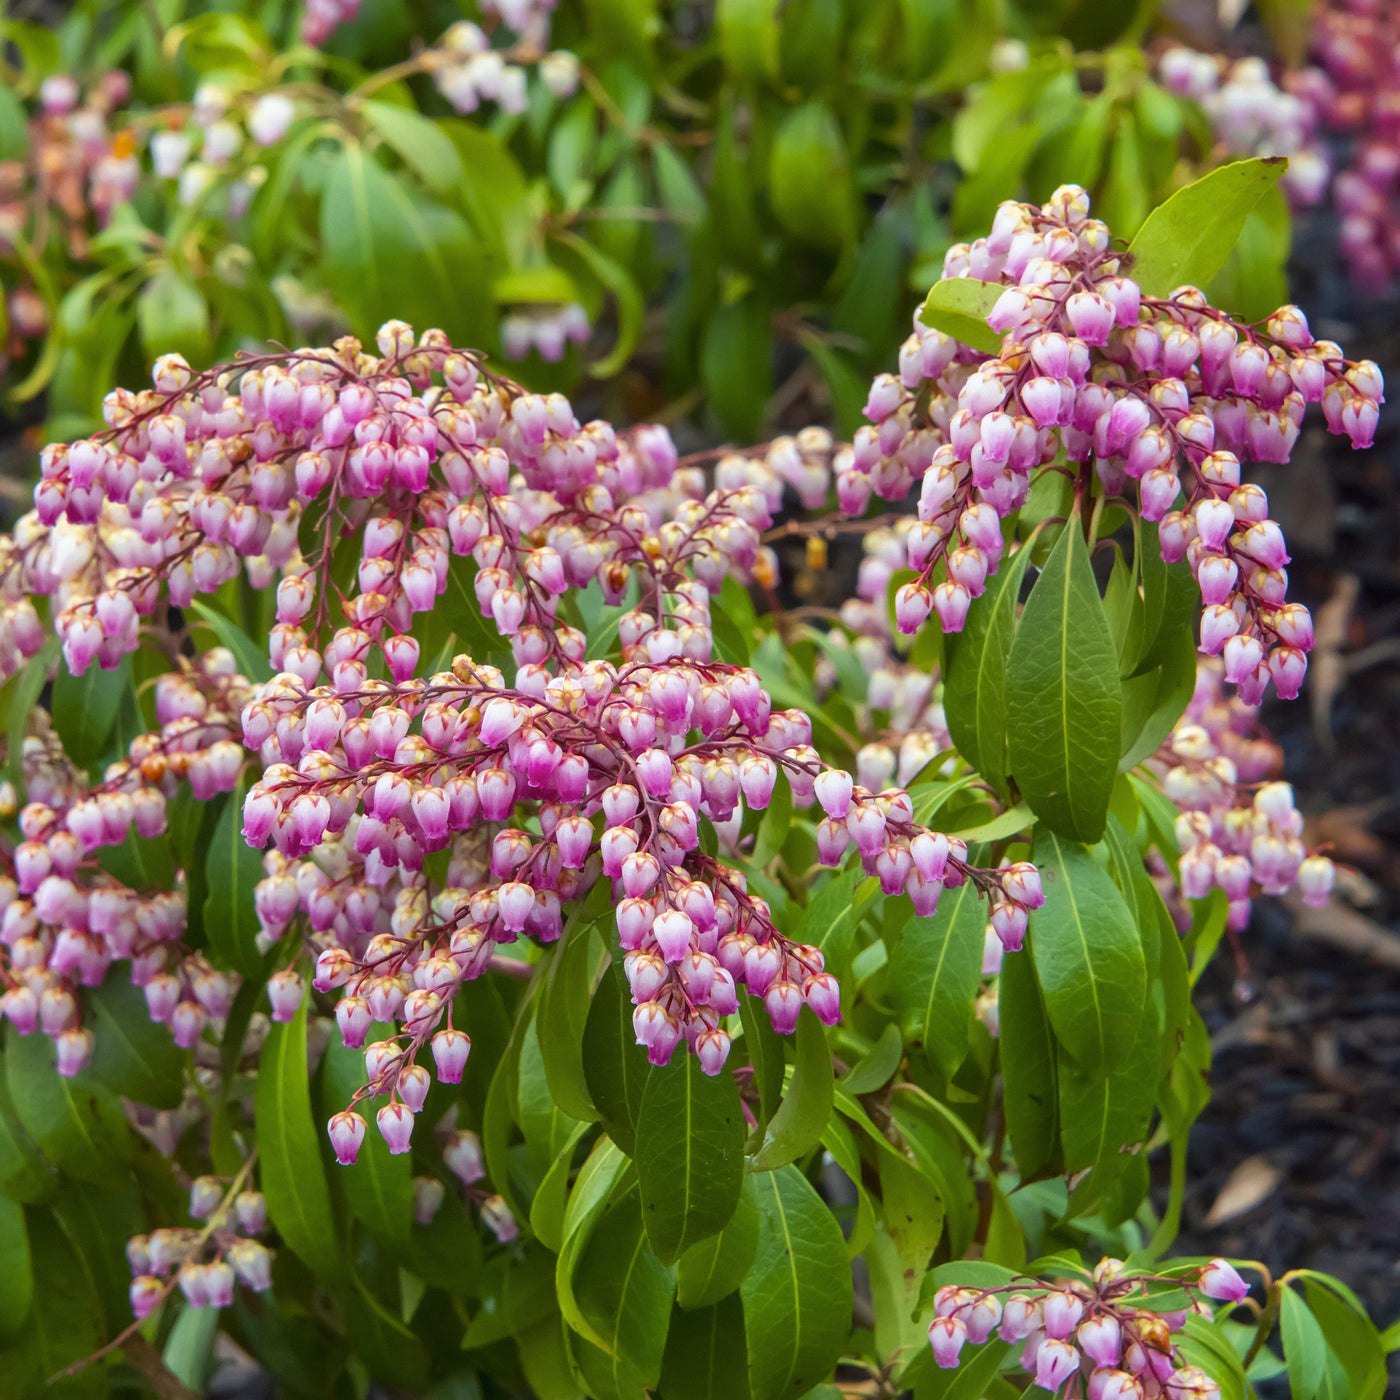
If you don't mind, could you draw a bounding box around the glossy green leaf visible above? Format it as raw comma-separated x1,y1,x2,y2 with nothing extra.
557,1136,634,1352
137,266,210,367
6,638,58,797
1304,1279,1388,1400
717,0,781,79
998,943,1059,1178
701,295,772,443
1177,1314,1247,1400
918,278,1003,355
1132,525,1198,678
554,229,645,379
1127,157,1288,298
676,1173,760,1309
768,102,853,250
539,916,604,1124
582,962,650,1156
321,1023,412,1244
799,864,877,981
660,1294,753,1400
360,100,465,193
840,1024,904,1096
187,601,272,683
943,541,1036,796
1030,831,1146,1071
0,1068,52,1204
320,143,489,345
23,1210,105,1400
530,1120,589,1253
1281,1287,1329,1400
163,1303,219,1393
203,780,264,977
1058,995,1159,1210
751,1007,833,1171
752,770,793,870
738,998,785,1153
1006,515,1123,843
50,655,130,771
574,1189,676,1397
1119,623,1197,772
254,998,342,1280
876,1149,945,1303
0,1196,34,1343
88,968,186,1108
5,1030,131,1183
635,1054,744,1263
741,1164,853,1400
889,874,986,1079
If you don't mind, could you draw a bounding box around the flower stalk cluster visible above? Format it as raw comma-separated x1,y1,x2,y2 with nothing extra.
0,317,1014,1175
849,185,1380,708
929,1257,1252,1399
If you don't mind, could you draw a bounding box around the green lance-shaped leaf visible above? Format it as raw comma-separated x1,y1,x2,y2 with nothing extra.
1127,157,1288,297
0,1068,53,1204
660,1293,753,1400
23,1210,107,1400
889,873,986,1079
50,654,131,771
750,1006,833,1171
635,1053,744,1263
583,962,650,1156
740,1163,853,1400
676,1173,760,1309
997,941,1060,1179
1058,1001,1159,1212
320,143,490,347
137,266,211,367
4,1029,132,1183
0,1196,34,1344
574,1188,677,1399
538,914,604,1124
1006,514,1123,843
942,540,1037,797
918,278,1004,355
556,1135,634,1353
88,967,187,1108
767,101,854,251
254,997,343,1281
321,1022,413,1244
204,779,265,977
1029,832,1147,1073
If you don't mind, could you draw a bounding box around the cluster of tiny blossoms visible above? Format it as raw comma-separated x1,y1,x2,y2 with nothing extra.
0,320,1017,1179
1301,0,1400,289
851,186,1380,706
1156,48,1330,207
500,304,592,364
0,72,137,349
147,84,299,217
929,1257,1252,1400
426,21,580,118
1155,658,1334,932
301,0,361,47
127,1175,273,1322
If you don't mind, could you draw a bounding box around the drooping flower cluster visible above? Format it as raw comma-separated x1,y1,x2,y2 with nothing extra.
301,0,361,47
500,303,593,364
847,185,1381,707
1154,658,1334,932
1156,48,1331,207
127,1174,273,1322
426,21,579,117
0,71,137,351
929,1257,1252,1399
1301,0,1400,289
0,318,1018,1177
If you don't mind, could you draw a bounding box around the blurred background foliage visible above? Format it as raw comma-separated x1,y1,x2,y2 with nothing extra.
0,0,1292,449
